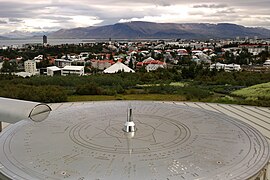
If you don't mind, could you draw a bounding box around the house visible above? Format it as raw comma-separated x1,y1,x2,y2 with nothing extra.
146,64,165,72
54,59,72,68
210,63,226,71
79,52,90,60
210,63,241,72
47,66,62,76
104,62,135,73
224,64,241,72
263,60,270,66
62,66,84,76
33,55,43,62
177,49,189,56
91,60,114,70
136,57,166,70
191,50,203,55
15,72,32,78
193,53,211,64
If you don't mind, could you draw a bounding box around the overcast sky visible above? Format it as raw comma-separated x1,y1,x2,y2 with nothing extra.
0,0,269,34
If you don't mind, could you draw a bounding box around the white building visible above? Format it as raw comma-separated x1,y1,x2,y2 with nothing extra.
47,66,62,76
146,64,165,72
33,55,43,62
24,60,38,75
104,62,135,73
224,64,241,72
15,72,32,78
79,52,90,60
62,66,84,76
210,63,241,72
0,62,3,70
263,60,270,66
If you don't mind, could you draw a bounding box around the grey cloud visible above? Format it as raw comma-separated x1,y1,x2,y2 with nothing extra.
188,11,206,16
232,0,270,8
193,4,228,8
0,2,40,18
8,18,23,23
209,4,228,8
43,26,63,30
0,20,7,24
0,1,97,19
152,0,171,6
38,15,72,21
193,4,209,8
216,8,236,14
0,0,269,32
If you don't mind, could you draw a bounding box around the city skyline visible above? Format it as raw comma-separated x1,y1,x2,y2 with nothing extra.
0,0,269,34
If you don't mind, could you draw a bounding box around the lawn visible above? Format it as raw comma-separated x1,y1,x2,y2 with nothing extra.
232,82,270,100
67,82,270,107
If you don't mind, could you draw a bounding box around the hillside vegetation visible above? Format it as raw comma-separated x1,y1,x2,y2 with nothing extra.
0,69,270,106
232,82,270,101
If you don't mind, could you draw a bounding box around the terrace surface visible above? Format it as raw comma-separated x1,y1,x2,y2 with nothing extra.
1,101,269,179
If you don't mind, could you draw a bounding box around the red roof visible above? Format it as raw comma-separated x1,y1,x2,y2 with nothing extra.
136,60,164,66
137,62,143,66
91,60,115,65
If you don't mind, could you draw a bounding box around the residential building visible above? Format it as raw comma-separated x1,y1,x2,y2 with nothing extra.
15,72,32,78
224,64,241,72
24,60,37,75
79,52,89,60
210,63,241,72
62,66,84,76
54,59,72,68
91,60,114,70
47,66,62,76
146,64,165,72
136,57,166,70
263,60,270,66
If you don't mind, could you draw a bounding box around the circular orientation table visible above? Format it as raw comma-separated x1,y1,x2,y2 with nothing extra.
0,101,269,180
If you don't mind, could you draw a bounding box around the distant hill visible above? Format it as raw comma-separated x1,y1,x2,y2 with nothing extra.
49,21,270,39
1,30,48,39
0,35,8,40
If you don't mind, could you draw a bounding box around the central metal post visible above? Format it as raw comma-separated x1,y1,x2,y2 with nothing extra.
128,109,132,122
123,107,136,133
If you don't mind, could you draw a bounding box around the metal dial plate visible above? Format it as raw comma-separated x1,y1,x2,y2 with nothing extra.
0,101,269,180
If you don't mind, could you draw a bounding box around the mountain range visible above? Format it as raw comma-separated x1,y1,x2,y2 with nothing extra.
1,21,270,40
0,35,8,40
49,21,270,39
1,30,48,39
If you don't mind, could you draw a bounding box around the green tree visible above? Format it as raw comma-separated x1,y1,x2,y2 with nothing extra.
1,61,18,74
128,59,134,69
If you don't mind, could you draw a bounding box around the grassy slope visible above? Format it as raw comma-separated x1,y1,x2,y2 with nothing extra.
232,82,270,100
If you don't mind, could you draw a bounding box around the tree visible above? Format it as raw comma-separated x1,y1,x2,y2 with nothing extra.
1,61,18,74
128,58,134,69
238,48,252,65
109,53,114,60
224,51,235,64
